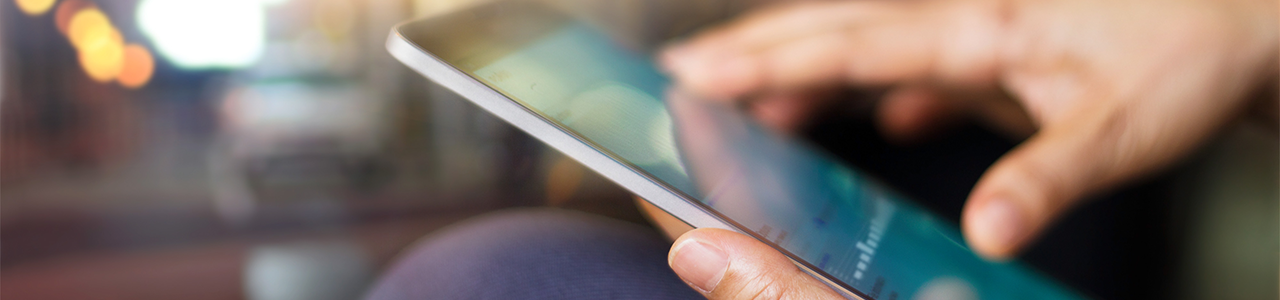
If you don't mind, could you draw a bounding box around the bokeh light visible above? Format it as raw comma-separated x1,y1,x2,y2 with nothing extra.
66,7,111,49
78,27,124,82
15,0,57,16
54,0,91,35
118,44,155,89
137,0,266,69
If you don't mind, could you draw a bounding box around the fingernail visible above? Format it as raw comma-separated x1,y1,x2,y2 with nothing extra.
669,238,729,293
973,199,1025,253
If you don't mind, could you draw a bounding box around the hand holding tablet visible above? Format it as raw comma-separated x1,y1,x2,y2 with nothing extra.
660,0,1277,298
387,0,1277,298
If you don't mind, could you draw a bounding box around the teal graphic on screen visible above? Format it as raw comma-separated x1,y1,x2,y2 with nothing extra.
460,23,1087,300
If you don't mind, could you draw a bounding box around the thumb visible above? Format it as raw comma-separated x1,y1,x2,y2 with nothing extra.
669,228,844,299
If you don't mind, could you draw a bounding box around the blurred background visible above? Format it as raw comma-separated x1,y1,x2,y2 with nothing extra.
0,0,1275,300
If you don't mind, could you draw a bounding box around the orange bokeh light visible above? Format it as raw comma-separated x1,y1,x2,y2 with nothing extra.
78,28,125,82
54,0,91,35
67,7,111,50
118,44,156,89
15,0,57,16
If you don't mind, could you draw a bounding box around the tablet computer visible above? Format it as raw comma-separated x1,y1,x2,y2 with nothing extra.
387,2,1087,299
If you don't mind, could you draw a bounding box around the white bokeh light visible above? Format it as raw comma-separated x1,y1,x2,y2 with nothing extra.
137,0,267,69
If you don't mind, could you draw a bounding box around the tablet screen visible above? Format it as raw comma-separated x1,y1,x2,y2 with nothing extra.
429,14,1085,300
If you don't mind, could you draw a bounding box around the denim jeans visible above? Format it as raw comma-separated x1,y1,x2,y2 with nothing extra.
365,208,702,300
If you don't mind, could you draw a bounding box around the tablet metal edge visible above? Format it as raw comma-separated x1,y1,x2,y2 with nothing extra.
385,28,735,232
387,26,863,300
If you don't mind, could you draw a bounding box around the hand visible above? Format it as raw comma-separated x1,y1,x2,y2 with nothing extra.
669,228,846,299
661,0,1279,260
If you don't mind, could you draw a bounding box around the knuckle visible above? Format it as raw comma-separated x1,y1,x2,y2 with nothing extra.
728,271,795,300
999,154,1071,215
